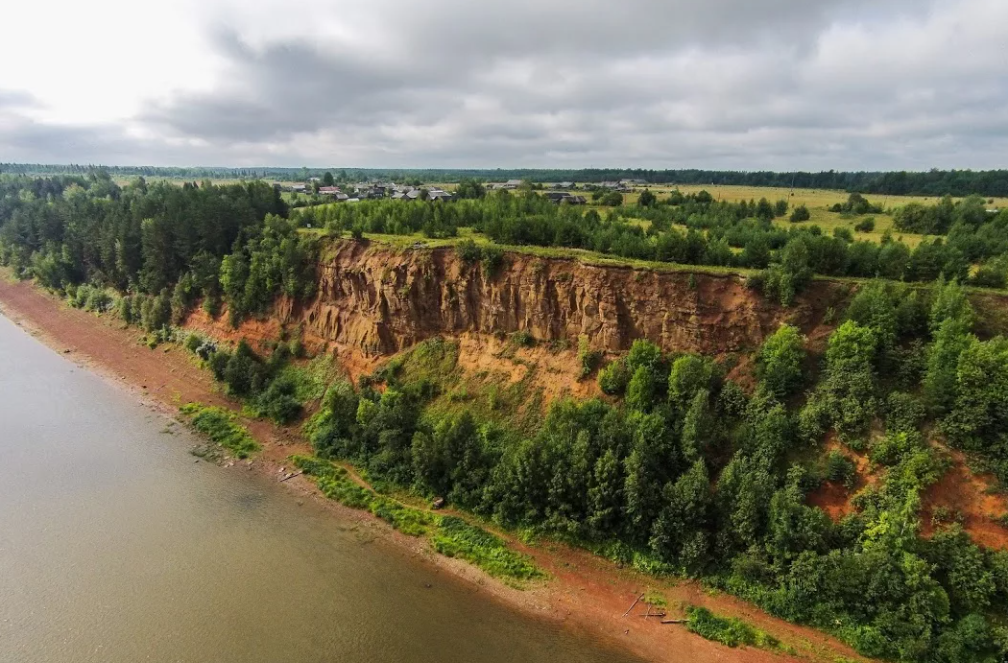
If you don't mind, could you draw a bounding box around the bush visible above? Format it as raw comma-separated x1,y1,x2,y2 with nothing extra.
431,516,543,581
598,358,631,395
600,191,624,207
686,606,779,649
252,376,302,425
855,217,876,233
825,451,856,487
757,325,806,399
183,333,204,354
139,290,172,333
180,403,260,459
577,335,603,379
789,205,811,222
456,238,482,263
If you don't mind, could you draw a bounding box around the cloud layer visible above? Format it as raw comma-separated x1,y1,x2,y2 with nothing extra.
1,0,1006,169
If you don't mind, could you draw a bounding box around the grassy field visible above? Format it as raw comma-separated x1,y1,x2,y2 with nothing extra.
604,185,948,248
630,184,1007,209
316,227,752,277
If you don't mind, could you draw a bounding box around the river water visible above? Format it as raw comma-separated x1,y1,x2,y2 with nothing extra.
0,313,641,663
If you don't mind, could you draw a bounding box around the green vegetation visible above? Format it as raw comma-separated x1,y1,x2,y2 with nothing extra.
195,337,335,426
294,189,1006,306
180,403,260,459
291,455,542,582
685,606,781,650
0,173,315,331
2,175,1006,334
432,517,542,581
757,324,806,399
289,277,1008,662
7,171,1008,661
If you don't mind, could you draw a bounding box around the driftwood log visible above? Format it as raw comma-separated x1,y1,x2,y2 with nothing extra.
622,593,645,618
279,470,304,483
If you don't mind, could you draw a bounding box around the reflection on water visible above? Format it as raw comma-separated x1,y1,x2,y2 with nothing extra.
0,313,641,663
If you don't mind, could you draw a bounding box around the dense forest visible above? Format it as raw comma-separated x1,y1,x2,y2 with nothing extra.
4,163,1008,197
0,172,316,328
3,173,1008,662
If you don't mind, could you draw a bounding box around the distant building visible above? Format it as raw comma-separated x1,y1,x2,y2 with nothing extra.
546,192,586,205
319,186,342,195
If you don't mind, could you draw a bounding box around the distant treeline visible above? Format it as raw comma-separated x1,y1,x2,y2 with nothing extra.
3,163,1008,198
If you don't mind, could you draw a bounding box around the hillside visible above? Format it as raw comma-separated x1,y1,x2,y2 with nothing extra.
4,173,1008,663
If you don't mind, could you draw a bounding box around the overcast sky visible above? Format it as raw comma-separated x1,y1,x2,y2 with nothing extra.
1,0,1005,170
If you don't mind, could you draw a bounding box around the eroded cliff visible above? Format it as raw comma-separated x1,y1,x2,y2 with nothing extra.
269,240,848,358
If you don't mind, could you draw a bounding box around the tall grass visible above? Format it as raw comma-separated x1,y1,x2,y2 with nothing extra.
292,455,543,583
180,403,260,459
685,606,781,650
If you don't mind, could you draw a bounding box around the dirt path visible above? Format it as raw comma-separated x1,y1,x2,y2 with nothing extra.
0,275,870,663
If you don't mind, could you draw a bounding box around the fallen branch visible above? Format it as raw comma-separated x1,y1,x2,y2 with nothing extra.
622,593,645,618
643,611,667,619
280,470,304,483
661,619,687,625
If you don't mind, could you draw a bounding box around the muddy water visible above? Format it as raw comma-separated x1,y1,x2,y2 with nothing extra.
0,313,641,663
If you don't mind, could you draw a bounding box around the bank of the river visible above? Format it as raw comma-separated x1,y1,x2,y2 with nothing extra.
0,273,870,663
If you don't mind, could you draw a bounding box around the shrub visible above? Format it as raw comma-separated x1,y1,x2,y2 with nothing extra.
139,289,172,333
598,358,631,395
577,335,603,379
456,238,482,263
789,205,811,222
431,516,543,581
686,606,779,649
855,217,876,233
180,403,260,459
480,245,505,275
252,376,302,425
757,324,806,399
825,451,856,488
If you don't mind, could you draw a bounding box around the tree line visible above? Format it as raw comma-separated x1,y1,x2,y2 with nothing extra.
4,164,1008,197
0,173,316,328
300,189,1008,302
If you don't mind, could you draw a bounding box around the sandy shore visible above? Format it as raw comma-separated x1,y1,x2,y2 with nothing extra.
0,274,869,663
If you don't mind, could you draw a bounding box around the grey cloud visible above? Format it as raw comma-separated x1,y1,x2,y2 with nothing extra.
4,0,1007,169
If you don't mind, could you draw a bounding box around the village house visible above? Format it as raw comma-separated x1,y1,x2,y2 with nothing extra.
546,192,586,205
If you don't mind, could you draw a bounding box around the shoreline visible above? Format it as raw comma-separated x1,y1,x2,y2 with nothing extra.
0,274,868,663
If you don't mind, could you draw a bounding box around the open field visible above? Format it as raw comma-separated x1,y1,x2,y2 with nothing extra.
638,184,1008,210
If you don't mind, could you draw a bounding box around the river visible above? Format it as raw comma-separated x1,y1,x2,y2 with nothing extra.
0,313,642,663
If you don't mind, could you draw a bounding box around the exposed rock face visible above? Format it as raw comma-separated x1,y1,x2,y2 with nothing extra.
287,240,846,357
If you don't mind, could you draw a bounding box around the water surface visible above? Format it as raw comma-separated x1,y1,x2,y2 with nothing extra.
0,313,641,663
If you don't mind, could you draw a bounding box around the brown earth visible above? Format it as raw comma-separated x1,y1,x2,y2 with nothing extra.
805,433,1008,550
921,449,1008,549
0,273,872,663
807,438,878,523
